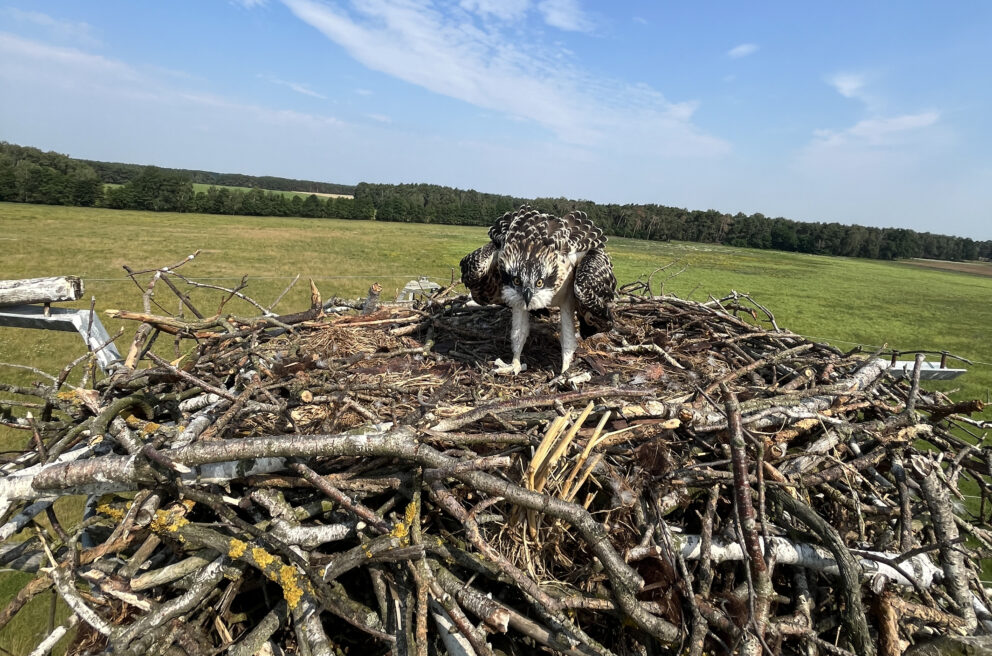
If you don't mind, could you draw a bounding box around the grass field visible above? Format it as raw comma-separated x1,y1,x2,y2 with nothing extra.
189,183,353,199
906,258,992,278
105,183,353,200
0,201,991,652
1,202,990,404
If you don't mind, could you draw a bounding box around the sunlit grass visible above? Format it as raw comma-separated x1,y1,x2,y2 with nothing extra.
106,183,351,199
1,202,990,405
188,183,352,198
0,574,72,655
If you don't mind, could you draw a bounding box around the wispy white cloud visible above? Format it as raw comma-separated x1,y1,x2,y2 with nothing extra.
727,43,758,59
632,16,648,25
816,72,936,147
230,0,268,8
458,0,593,30
0,32,344,132
367,113,392,123
812,111,940,148
848,112,939,142
0,32,136,85
1,8,101,47
536,0,593,32
278,0,724,156
259,74,326,99
789,111,959,235
355,88,373,96
827,72,866,100
825,70,887,113
278,0,584,142
827,71,904,125
0,32,361,188
459,0,530,22
787,69,951,231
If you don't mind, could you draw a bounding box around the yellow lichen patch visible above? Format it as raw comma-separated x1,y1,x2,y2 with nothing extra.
228,538,248,559
149,510,170,532
140,422,161,435
252,546,276,571
150,508,190,534
389,502,417,544
96,504,126,521
279,564,304,610
389,521,409,544
55,389,84,406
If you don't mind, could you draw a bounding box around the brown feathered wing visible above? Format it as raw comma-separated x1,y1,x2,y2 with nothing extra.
574,247,616,337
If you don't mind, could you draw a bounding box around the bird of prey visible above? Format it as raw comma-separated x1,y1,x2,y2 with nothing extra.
460,205,616,375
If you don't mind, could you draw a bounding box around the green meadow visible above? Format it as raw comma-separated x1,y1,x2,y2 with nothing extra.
106,183,352,199
0,201,990,652
189,183,352,198
1,202,990,404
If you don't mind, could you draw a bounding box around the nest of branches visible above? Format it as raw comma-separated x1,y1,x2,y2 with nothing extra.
1,256,991,656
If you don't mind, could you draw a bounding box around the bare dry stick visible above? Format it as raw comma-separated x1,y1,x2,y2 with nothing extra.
722,385,772,654
917,458,978,632
770,489,875,656
268,274,301,313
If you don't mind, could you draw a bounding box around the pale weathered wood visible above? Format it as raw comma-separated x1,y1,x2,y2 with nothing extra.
0,276,83,307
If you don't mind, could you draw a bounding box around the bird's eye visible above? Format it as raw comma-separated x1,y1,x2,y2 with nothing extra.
513,276,522,286
535,279,544,288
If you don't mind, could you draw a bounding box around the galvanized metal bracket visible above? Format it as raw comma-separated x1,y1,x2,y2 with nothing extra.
873,358,967,381
0,304,123,373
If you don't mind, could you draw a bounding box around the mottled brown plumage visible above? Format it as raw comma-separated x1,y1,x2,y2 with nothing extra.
459,205,616,374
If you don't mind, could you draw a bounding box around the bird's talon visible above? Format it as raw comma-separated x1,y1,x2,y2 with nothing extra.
492,358,526,375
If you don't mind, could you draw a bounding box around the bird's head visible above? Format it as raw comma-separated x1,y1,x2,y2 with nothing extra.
499,246,558,310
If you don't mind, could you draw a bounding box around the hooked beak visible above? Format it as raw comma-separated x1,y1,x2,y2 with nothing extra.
522,288,533,306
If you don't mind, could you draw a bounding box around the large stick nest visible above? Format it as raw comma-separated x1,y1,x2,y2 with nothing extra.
1,260,991,656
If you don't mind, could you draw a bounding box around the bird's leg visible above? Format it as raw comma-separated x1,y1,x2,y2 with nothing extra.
494,305,529,375
558,296,578,374
509,305,530,374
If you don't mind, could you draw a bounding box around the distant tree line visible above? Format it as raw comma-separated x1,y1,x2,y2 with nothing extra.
79,157,355,196
1,142,358,219
2,142,989,262
352,182,990,261
0,142,104,207
100,165,359,219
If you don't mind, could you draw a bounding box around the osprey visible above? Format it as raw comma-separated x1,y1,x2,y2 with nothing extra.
460,205,616,375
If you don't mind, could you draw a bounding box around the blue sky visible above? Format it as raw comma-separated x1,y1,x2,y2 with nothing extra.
1,1,990,240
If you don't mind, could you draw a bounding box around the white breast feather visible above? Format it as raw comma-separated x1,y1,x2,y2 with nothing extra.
567,250,588,267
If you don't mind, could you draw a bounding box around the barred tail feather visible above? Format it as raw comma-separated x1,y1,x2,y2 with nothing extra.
459,242,503,305
573,248,616,337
